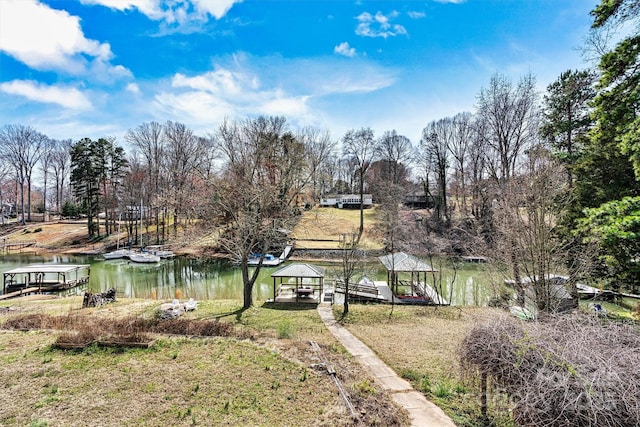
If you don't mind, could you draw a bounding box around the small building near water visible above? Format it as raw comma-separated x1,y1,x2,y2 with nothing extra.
270,263,325,303
378,252,448,305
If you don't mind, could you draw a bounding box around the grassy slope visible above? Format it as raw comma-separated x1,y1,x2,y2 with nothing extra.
290,207,383,250
0,298,408,427
335,304,512,427
1,210,511,426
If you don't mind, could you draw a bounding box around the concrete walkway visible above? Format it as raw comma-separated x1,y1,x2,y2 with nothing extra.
317,305,457,427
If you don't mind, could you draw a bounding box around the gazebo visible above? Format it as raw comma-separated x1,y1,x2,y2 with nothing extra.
270,263,325,302
378,252,446,304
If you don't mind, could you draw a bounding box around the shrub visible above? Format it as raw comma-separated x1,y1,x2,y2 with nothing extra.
460,313,640,426
276,318,295,339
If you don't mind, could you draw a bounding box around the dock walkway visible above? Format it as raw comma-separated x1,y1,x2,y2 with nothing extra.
0,286,43,301
317,305,456,427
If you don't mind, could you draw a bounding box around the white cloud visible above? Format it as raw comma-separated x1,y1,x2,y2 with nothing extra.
334,42,356,57
152,54,397,130
80,0,242,23
0,80,92,110
79,0,165,19
356,11,408,39
155,62,311,125
126,83,141,94
408,11,426,19
192,0,242,19
434,0,466,3
172,68,250,97
0,0,129,79
317,72,394,95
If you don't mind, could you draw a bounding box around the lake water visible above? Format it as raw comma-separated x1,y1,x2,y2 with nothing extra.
0,254,501,305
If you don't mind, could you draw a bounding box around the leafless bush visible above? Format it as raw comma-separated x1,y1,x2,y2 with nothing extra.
460,313,640,426
3,314,48,330
147,318,236,337
54,329,97,347
2,313,239,339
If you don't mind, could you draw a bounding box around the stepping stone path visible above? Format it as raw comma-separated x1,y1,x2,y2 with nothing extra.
317,305,457,427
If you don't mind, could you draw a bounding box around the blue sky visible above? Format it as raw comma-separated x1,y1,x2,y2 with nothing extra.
0,0,599,147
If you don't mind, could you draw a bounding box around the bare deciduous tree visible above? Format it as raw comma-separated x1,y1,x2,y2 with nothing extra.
419,119,452,225
50,139,72,215
164,121,209,235
212,116,310,309
342,127,376,238
0,124,49,224
476,73,539,185
298,127,336,204
467,118,490,222
127,121,167,243
39,138,55,219
476,73,540,297
448,112,474,215
492,146,576,311
337,232,361,316
0,157,10,224
375,130,413,186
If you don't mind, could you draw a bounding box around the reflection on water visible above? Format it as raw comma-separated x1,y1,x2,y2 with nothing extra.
0,254,499,305
0,254,276,300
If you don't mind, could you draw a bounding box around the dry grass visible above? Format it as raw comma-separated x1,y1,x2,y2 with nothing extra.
2,221,91,249
0,297,409,426
335,304,508,426
291,207,383,250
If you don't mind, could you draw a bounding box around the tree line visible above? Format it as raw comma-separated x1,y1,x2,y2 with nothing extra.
1,0,639,310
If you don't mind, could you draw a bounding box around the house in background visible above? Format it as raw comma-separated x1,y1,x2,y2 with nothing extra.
319,194,373,209
403,188,434,209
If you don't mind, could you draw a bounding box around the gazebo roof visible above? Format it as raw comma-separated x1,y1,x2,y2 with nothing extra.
378,252,435,273
271,263,325,278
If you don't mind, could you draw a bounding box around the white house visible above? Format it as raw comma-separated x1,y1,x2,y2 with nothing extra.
319,194,373,209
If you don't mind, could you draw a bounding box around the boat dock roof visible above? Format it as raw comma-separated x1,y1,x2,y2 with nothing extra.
3,264,90,275
2,264,91,298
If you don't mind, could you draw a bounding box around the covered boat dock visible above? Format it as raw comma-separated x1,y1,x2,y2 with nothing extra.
2,264,91,299
379,252,448,305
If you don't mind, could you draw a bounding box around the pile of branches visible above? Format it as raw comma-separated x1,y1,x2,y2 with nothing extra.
82,288,117,308
460,313,640,426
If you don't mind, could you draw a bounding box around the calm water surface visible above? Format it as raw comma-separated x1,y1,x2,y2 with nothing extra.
0,254,276,300
0,254,500,305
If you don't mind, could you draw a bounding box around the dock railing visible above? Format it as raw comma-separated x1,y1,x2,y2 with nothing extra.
334,279,380,297
2,240,37,253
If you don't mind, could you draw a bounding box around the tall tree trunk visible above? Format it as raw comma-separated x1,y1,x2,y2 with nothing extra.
19,173,25,225
26,175,32,222
155,208,160,245
43,170,47,222
343,278,349,315
241,262,253,309
173,209,178,237
358,171,364,238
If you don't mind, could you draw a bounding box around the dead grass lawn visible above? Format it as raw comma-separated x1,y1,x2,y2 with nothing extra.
291,207,382,250
0,297,409,427
335,304,508,426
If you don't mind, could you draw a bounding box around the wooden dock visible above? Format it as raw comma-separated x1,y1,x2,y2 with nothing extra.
335,279,449,305
2,264,91,300
2,240,37,253
0,286,59,301
334,279,388,302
